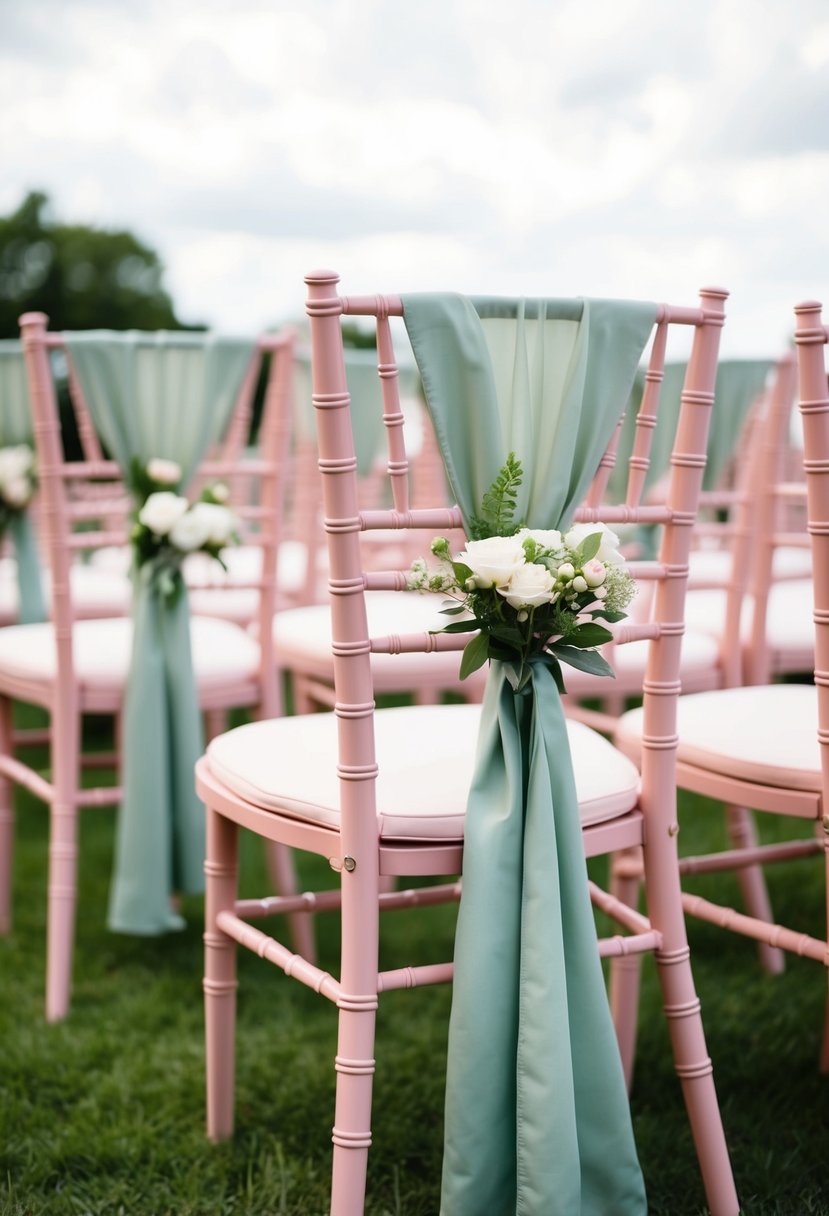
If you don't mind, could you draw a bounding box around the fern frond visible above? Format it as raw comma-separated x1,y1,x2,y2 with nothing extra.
469,451,524,539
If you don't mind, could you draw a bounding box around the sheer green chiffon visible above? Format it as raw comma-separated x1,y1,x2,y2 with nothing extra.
64,331,255,934
0,339,46,622
402,294,656,1215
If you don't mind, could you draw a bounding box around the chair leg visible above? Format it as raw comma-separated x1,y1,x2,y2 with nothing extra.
205,804,240,1142
204,708,228,744
724,804,785,975
45,793,78,1023
0,697,14,935
655,941,739,1215
265,842,317,965
608,847,644,1091
820,975,829,1076
816,836,821,1074
646,815,739,1216
329,974,378,1211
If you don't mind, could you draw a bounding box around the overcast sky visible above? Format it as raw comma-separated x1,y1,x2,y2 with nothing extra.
2,0,828,356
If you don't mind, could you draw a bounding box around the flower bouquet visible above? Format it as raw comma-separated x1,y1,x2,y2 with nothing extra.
0,444,37,536
407,453,635,691
129,457,239,603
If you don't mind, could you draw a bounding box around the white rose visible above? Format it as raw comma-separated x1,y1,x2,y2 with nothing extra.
0,444,34,486
2,476,33,508
138,491,189,537
458,535,526,588
169,506,213,552
146,457,182,486
186,501,237,547
518,527,562,552
564,522,624,566
498,561,556,609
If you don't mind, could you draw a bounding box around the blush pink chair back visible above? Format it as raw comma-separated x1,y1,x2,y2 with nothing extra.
195,272,740,1215
0,315,297,1020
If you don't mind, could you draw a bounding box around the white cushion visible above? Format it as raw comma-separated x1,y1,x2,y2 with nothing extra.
92,541,312,598
684,580,814,657
561,628,721,696
687,546,812,586
0,614,260,691
616,684,819,792
0,560,131,619
206,704,640,842
273,591,472,683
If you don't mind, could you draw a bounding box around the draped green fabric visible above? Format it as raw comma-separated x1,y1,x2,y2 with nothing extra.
295,346,420,476
612,358,772,499
64,331,255,934
0,340,46,622
402,294,656,1215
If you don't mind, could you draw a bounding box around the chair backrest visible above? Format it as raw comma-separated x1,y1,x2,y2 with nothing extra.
794,301,829,807
304,270,726,838
740,351,808,684
17,313,294,715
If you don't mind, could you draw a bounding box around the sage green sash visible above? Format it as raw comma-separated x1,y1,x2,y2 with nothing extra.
64,331,255,934
0,340,46,623
402,294,655,1215
296,346,420,476
614,358,772,497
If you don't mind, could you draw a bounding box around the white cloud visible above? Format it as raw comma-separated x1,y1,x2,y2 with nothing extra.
0,0,828,355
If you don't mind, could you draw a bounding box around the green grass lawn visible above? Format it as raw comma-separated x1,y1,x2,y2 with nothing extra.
1,720,828,1215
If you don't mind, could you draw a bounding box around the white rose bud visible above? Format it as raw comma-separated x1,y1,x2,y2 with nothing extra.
556,562,575,581
517,527,562,551
582,558,607,588
138,491,189,536
146,458,182,486
208,481,230,504
571,575,588,593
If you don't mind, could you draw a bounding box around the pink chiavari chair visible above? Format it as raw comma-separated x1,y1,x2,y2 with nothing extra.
614,300,829,1075
0,314,304,1021
195,271,738,1216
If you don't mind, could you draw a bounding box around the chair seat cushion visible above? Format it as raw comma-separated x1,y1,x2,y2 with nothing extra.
0,558,132,621
561,628,721,695
0,614,260,691
273,591,478,687
687,545,812,586
684,580,814,660
616,684,819,792
206,703,641,842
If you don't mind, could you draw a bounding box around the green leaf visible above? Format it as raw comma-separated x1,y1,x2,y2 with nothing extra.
439,604,467,616
451,561,473,585
566,621,613,648
459,631,491,679
436,618,482,634
549,644,615,679
488,624,525,646
574,532,601,564
592,608,627,623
